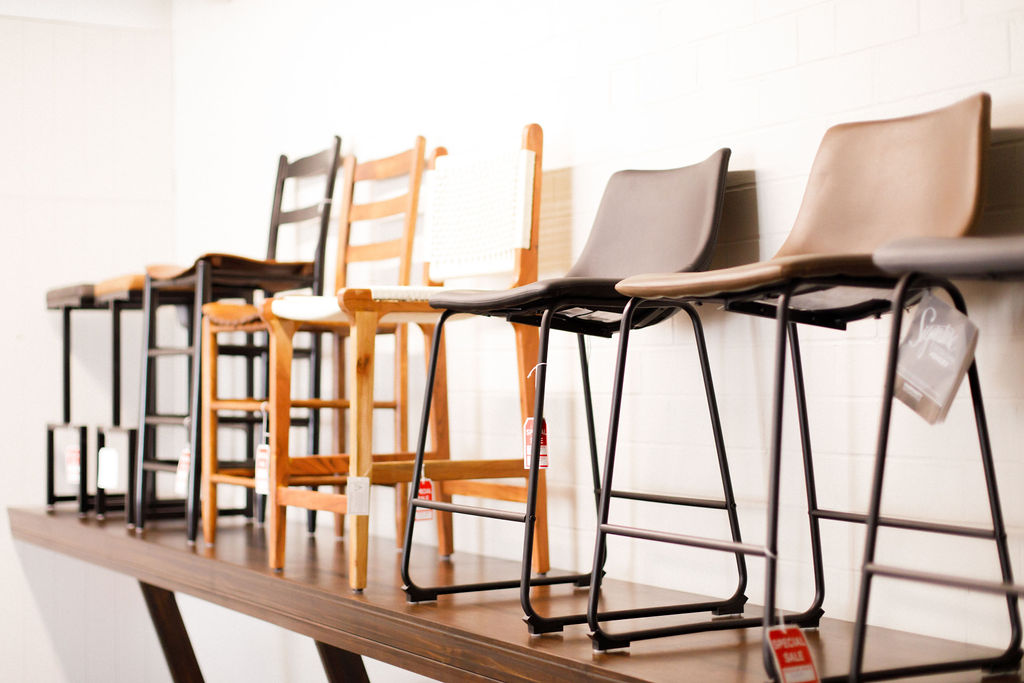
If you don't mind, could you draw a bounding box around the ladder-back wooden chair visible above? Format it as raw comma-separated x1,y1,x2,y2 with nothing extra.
259,124,544,591
200,137,428,547
133,137,341,543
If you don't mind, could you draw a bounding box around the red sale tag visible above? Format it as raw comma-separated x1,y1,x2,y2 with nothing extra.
523,418,548,469
254,443,270,495
415,479,433,521
64,444,81,486
767,625,820,683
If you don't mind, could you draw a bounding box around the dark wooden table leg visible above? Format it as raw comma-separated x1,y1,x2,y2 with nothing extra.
139,581,204,683
315,640,370,683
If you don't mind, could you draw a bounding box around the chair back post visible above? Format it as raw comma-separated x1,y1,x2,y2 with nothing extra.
265,154,290,261
265,136,342,295
335,136,427,290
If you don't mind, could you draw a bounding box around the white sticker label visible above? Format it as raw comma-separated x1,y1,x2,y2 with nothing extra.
523,418,548,469
415,479,434,521
173,446,191,497
895,291,978,424
254,443,270,495
64,444,81,486
96,446,119,490
347,476,370,515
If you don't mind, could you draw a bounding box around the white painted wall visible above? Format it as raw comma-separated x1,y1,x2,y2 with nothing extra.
10,0,1024,681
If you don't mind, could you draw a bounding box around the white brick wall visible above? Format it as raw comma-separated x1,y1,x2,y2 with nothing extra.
14,0,1024,680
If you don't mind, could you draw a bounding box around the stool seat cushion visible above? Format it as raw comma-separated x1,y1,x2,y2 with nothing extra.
45,283,94,309
429,277,623,314
615,254,882,300
873,235,1024,279
94,273,145,299
147,254,315,294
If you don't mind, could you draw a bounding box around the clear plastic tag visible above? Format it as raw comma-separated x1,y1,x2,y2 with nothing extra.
347,476,370,515
64,444,81,486
96,446,119,490
415,479,434,521
523,418,548,469
254,443,270,496
767,625,820,683
173,446,191,496
895,292,978,424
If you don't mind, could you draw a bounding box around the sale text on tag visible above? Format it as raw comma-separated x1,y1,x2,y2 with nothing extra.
415,479,434,521
254,443,270,495
523,418,548,469
767,625,820,683
64,444,81,486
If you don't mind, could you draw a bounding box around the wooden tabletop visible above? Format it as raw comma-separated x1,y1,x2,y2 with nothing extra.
8,507,1011,682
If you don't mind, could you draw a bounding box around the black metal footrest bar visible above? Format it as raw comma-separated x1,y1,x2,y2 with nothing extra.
865,562,1024,596
141,460,179,473
405,572,591,601
813,508,995,539
411,499,526,523
591,616,766,651
610,489,729,510
147,346,194,357
145,415,187,426
828,657,1020,683
597,596,747,622
601,523,767,557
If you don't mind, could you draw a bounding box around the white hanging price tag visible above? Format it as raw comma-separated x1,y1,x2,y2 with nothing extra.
415,479,434,521
347,476,370,515
173,446,191,496
767,625,820,683
523,417,548,469
895,291,978,424
254,443,270,495
96,446,119,490
64,444,81,486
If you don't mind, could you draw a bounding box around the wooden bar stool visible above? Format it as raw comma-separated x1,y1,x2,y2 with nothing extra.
609,94,1013,681
132,137,341,543
259,124,545,591
200,137,429,548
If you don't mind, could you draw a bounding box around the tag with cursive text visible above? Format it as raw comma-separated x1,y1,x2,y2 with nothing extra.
895,292,977,424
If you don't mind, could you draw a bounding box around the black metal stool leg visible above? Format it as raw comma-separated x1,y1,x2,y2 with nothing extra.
577,333,602,514
588,298,641,642
762,287,794,678
520,309,583,633
401,311,453,592
785,323,825,627
683,304,749,616
186,261,209,544
134,277,156,530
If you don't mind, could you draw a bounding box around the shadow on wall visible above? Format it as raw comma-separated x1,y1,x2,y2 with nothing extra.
975,128,1024,237
538,166,574,277
708,169,760,270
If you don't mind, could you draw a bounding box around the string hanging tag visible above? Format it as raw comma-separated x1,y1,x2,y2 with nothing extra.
254,402,271,495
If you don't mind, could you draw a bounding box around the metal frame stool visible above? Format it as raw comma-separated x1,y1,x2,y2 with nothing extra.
402,147,734,636
611,94,1011,681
